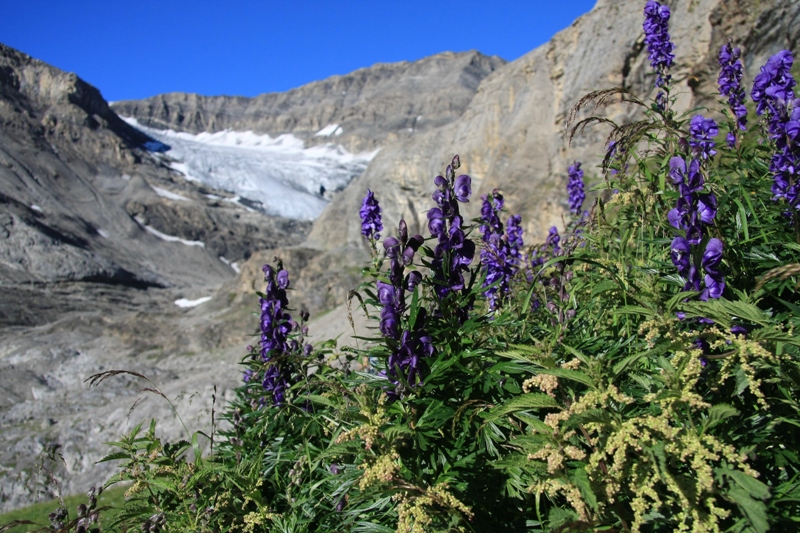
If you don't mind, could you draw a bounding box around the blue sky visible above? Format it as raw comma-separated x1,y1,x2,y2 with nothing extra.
1,1,596,102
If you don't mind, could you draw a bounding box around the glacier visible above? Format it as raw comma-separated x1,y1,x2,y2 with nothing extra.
124,117,378,220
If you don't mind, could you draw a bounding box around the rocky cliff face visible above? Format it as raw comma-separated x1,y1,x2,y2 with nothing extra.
307,0,800,253
111,51,506,152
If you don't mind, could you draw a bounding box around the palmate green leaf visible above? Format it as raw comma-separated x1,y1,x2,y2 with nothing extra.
381,424,412,440
701,404,740,432
569,466,598,512
495,342,550,362
483,393,561,422
728,469,770,501
613,305,657,319
750,326,800,347
591,279,618,296
726,487,770,533
306,394,339,408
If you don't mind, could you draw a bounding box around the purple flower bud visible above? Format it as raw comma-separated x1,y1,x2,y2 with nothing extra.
669,156,686,184
377,281,396,306
406,271,422,291
277,270,290,289
671,237,690,274
434,175,447,189
383,236,400,258
689,115,719,160
451,154,461,169
702,238,724,277
398,219,408,242
454,174,472,203
359,189,383,240
427,208,445,237
730,325,748,336
697,194,717,224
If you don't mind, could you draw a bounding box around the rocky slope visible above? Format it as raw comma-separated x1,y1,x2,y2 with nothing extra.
0,43,313,511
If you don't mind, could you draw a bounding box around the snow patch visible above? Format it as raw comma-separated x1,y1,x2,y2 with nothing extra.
97,229,110,238
174,296,212,308
135,216,205,247
314,123,343,137
123,117,376,220
30,205,42,212
152,186,189,201
219,256,241,273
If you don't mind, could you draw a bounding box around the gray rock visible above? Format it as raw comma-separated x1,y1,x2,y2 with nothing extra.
111,51,506,152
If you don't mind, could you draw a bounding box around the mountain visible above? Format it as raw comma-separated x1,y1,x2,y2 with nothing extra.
110,51,506,152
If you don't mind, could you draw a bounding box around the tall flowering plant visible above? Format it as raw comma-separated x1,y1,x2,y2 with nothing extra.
718,42,747,147
643,0,675,110
751,50,799,216
479,189,524,310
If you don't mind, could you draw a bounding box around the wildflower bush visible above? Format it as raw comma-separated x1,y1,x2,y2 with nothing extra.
11,2,800,532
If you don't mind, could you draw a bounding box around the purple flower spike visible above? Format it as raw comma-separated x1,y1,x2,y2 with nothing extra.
454,174,472,202
718,42,747,138
359,189,383,240
567,161,586,215
753,50,795,112
689,115,719,160
643,0,675,106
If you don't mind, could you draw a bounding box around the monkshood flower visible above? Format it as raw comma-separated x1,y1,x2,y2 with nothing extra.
506,214,524,265
718,42,747,146
359,189,383,241
567,161,586,216
667,155,724,298
700,238,725,300
546,226,561,256
752,50,795,115
752,51,799,210
254,264,296,404
689,115,719,160
385,309,434,401
643,0,675,107
429,155,476,298
479,190,523,309
379,220,423,339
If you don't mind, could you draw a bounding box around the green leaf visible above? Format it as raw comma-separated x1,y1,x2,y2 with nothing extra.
484,393,561,422
702,404,739,432
613,305,657,318
728,470,770,501
569,466,598,512
591,279,618,296
726,487,770,533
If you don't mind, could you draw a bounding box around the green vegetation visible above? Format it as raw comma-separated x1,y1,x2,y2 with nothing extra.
0,486,126,532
